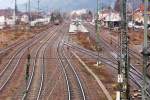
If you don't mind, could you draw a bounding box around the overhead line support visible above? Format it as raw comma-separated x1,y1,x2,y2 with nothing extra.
142,0,150,100
117,0,130,99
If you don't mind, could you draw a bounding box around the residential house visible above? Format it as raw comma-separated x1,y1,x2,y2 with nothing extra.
0,16,6,29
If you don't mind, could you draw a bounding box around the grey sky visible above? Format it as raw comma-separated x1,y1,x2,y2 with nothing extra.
0,0,115,11
0,0,27,8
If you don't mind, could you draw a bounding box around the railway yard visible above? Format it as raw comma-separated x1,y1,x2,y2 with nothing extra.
0,0,150,99
0,20,149,100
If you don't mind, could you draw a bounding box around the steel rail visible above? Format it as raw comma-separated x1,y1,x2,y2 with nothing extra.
21,25,61,100
36,24,65,100
56,42,71,100
61,40,86,100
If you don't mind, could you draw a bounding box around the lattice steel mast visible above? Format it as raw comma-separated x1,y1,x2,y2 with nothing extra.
118,0,130,99
14,0,17,28
28,0,31,31
37,0,40,19
142,0,150,100
95,0,101,66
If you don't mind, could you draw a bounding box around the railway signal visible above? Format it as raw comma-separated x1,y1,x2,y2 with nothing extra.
24,51,31,94
26,53,30,81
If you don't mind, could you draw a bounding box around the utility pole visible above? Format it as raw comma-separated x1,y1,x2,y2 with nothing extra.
28,0,31,31
95,0,101,67
131,2,134,31
142,0,150,100
25,3,28,13
37,0,40,26
38,0,40,18
117,0,130,99
108,5,112,44
14,0,17,29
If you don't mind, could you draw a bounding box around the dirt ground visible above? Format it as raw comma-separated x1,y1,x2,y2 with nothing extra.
103,27,146,45
71,32,116,99
71,30,143,99
71,32,103,52
0,24,51,48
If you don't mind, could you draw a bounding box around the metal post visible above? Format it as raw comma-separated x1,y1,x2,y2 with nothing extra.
25,49,30,94
14,0,17,29
96,0,101,67
108,6,112,44
37,0,40,26
26,3,28,13
142,0,149,100
38,0,40,17
118,0,130,99
96,0,99,43
131,2,134,31
28,0,31,31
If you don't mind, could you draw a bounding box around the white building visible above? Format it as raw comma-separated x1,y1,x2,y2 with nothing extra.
21,14,29,23
99,12,121,28
0,16,6,29
6,18,15,27
30,17,50,26
104,13,121,22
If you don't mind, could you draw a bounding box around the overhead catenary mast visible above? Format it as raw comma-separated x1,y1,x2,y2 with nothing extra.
117,0,130,99
28,0,31,31
95,0,101,67
142,0,150,100
37,0,40,26
38,0,40,18
14,0,17,27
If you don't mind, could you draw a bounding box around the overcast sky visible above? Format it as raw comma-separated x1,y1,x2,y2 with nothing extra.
0,0,115,11
0,0,28,8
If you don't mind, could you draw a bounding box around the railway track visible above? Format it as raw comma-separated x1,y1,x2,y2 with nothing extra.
83,24,150,97
21,24,65,100
0,25,57,97
56,40,86,100
64,42,150,97
0,24,53,55
0,22,102,99
64,42,117,65
0,25,55,73
64,42,143,80
85,24,142,74
85,24,142,61
0,34,46,92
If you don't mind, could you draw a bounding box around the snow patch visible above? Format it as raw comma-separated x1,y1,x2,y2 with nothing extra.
69,22,88,33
